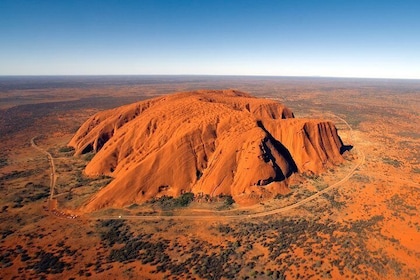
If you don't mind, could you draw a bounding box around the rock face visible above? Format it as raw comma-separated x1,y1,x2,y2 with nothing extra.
69,90,344,211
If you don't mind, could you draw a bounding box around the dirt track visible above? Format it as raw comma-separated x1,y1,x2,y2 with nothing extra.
31,137,56,200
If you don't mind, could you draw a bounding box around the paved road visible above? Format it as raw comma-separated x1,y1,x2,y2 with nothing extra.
91,113,365,221
31,137,56,199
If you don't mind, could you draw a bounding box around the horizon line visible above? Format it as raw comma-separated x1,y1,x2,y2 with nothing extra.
0,74,419,81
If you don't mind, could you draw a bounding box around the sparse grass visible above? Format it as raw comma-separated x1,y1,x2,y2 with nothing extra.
83,152,95,162
216,194,235,210
321,192,346,209
274,192,292,199
302,173,321,181
58,146,75,153
127,203,139,209
382,157,403,167
386,194,417,215
0,157,8,168
351,173,371,183
0,170,36,181
9,182,49,208
397,131,420,139
315,183,328,191
302,173,328,191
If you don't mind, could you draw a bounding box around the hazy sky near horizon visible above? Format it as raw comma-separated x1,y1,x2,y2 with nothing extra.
1,0,419,78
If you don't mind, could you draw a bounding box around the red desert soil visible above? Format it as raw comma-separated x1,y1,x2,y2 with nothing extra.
69,90,344,211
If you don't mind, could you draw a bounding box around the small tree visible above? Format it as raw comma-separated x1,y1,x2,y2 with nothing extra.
175,192,195,207
224,195,235,206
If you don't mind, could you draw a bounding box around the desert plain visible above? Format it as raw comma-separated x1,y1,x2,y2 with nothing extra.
0,76,419,279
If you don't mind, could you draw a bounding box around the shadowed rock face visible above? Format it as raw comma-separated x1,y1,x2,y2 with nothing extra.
69,89,344,211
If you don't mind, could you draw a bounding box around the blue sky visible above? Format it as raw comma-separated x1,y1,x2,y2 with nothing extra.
1,0,419,78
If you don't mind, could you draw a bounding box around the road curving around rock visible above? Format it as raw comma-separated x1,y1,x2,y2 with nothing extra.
91,112,365,221
30,113,363,220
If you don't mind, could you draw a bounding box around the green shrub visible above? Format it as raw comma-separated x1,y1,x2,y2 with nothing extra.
83,152,95,161
59,146,75,153
175,192,195,207
224,195,235,206
149,192,195,210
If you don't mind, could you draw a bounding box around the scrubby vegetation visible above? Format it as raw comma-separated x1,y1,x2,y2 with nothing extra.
382,157,403,167
0,157,7,168
58,146,74,153
83,152,95,162
1,77,419,279
0,243,76,277
148,192,195,210
386,193,417,216
147,192,235,211
216,194,235,209
0,170,36,181
87,212,409,279
10,183,49,208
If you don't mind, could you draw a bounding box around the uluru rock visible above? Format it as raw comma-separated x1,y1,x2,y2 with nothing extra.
69,89,344,211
